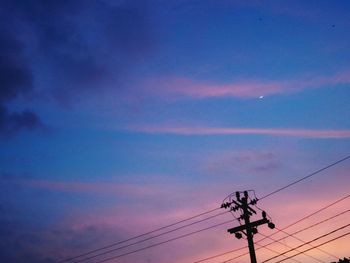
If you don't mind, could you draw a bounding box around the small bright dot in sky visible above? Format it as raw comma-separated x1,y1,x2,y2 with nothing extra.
1,2,350,262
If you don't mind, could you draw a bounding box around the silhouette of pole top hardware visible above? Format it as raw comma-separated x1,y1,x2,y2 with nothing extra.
222,190,275,263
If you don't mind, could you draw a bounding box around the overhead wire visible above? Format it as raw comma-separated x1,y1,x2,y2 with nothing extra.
272,231,350,263
73,211,230,263
60,155,350,263
257,232,326,263
194,193,350,263
58,207,224,262
275,227,339,259
279,208,350,237
255,201,340,259
193,246,248,263
255,242,303,263
259,155,350,200
223,224,350,263
201,155,350,263
261,223,350,263
244,208,349,261
91,219,237,263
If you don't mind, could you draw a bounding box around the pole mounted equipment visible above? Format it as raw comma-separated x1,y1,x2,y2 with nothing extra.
222,191,275,263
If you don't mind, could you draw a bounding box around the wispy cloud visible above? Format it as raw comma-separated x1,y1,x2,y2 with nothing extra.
128,125,350,138
22,179,173,198
143,70,350,99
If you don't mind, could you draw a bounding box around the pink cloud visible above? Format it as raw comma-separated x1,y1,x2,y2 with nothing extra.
142,70,350,99
129,125,350,138
26,169,350,263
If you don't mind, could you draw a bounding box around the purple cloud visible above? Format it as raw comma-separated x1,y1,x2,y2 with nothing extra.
139,71,350,100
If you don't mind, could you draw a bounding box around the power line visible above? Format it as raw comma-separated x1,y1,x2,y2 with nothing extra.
271,231,350,263
257,232,326,263
249,209,349,261
270,193,350,233
92,219,236,263
255,242,303,263
58,207,223,262
221,196,350,263
224,223,350,263
244,208,349,260
259,155,350,200
73,211,229,263
262,223,350,263
60,155,350,263
193,245,247,263
280,209,350,238
222,250,251,263
194,193,350,263
275,227,339,259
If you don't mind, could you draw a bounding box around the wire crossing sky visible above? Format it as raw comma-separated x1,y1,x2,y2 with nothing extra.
0,1,350,262
60,155,349,263
194,192,350,263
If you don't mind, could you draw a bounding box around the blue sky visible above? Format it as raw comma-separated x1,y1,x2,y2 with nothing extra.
1,1,350,262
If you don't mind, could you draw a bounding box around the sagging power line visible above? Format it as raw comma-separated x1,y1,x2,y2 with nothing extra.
195,192,350,263
262,223,350,263
270,231,350,263
58,207,224,263
59,155,350,263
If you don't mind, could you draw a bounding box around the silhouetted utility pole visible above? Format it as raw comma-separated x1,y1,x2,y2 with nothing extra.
222,191,275,263
332,257,350,263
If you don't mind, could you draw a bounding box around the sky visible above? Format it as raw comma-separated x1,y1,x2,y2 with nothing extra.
0,0,350,262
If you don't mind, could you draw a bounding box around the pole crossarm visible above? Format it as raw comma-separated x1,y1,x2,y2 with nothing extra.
228,218,270,234
222,191,275,263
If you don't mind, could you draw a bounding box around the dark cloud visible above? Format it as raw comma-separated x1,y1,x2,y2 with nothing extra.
0,31,32,102
16,0,153,103
0,106,43,137
0,20,42,136
0,0,155,133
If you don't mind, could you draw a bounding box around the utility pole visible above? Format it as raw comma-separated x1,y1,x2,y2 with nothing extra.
221,191,275,263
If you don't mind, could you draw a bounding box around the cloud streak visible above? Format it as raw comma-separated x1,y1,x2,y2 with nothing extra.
128,125,350,138
143,70,350,99
21,179,174,198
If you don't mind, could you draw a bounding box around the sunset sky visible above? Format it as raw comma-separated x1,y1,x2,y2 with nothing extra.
0,1,350,263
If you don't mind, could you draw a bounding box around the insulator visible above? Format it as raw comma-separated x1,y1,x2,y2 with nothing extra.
236,192,240,200
221,202,231,209
252,228,258,234
268,222,275,229
250,199,257,205
235,232,242,239
262,211,267,218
